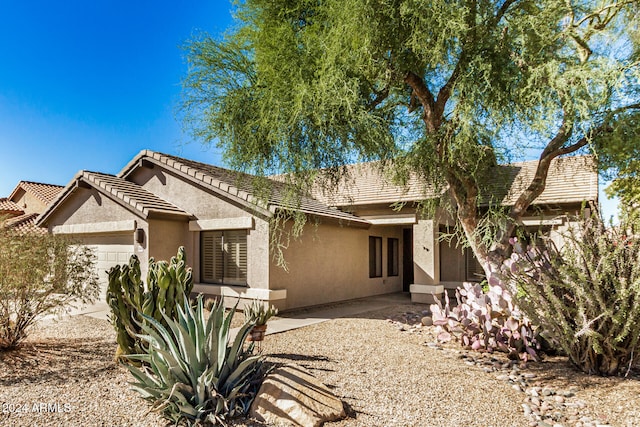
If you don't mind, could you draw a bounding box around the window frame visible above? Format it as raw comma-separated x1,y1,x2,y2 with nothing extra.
200,229,248,286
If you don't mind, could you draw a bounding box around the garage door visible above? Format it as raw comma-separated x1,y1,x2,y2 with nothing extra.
80,234,135,297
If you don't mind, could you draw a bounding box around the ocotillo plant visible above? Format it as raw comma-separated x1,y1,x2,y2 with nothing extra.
106,246,193,361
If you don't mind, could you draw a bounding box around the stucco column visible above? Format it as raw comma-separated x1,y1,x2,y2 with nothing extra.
412,219,440,285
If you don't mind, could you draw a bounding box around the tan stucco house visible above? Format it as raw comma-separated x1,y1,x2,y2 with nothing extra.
36,150,597,309
1,181,63,233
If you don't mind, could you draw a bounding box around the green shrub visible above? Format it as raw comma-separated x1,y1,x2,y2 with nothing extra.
106,247,193,360
125,294,264,426
503,219,640,376
0,228,99,350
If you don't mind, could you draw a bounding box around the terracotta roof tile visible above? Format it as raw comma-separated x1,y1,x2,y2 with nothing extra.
0,198,24,215
313,155,597,208
308,162,443,207
482,156,598,206
3,213,46,234
10,181,63,205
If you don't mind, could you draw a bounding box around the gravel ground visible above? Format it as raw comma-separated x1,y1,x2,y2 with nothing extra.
1,304,639,427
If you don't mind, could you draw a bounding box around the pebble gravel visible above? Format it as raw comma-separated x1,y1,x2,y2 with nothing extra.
1,304,639,426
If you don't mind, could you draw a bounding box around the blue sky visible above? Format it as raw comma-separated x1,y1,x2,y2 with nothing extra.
0,1,618,220
0,0,232,195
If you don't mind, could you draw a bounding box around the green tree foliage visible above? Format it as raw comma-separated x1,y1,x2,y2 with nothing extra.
600,111,640,223
0,228,99,350
182,0,640,272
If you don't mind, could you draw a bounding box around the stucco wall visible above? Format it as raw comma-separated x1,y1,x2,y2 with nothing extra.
129,167,252,219
12,189,48,215
148,218,190,264
270,221,403,309
44,187,136,227
41,186,151,279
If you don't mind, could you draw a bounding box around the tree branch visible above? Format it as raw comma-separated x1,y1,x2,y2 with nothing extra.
404,71,437,131
510,121,573,219
367,86,390,111
494,0,520,24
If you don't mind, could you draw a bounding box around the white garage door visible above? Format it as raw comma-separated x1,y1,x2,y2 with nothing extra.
81,234,135,297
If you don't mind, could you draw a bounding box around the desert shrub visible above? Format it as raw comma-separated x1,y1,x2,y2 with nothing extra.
430,281,541,361
502,220,640,376
0,228,99,350
107,247,193,360
125,294,264,426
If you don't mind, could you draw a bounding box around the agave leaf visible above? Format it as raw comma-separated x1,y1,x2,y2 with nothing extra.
127,364,163,390
196,371,208,406
161,311,200,382
152,347,191,385
125,353,153,364
129,384,162,400
195,297,207,364
224,355,262,391
226,321,254,368
217,301,238,367
138,314,185,367
177,300,198,348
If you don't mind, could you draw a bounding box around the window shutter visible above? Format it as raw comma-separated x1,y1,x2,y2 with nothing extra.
223,230,247,285
214,233,224,281
202,231,224,283
201,233,216,282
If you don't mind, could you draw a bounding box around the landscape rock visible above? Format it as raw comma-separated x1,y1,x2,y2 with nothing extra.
249,365,346,427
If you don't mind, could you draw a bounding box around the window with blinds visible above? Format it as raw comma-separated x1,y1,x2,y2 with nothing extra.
201,230,247,285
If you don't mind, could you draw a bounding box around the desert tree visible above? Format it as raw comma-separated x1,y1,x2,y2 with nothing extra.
182,0,640,274
0,226,99,350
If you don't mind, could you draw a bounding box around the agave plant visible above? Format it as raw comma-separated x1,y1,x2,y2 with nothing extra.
124,294,264,426
243,299,278,326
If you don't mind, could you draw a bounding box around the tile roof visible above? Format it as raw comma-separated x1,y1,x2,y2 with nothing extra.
0,198,24,215
312,155,597,208
9,181,63,205
3,213,46,234
37,171,191,226
482,155,598,206
81,171,191,219
121,150,370,225
309,162,443,207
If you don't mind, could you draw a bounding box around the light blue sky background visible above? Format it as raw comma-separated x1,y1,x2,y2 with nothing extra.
0,1,619,221
0,1,232,193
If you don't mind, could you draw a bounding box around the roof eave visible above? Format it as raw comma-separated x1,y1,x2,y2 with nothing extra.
124,151,274,219
36,172,87,227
